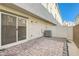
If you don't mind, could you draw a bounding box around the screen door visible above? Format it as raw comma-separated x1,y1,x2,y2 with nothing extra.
1,14,16,45
18,18,26,41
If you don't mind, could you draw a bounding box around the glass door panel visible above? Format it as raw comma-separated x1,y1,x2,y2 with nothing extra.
1,14,16,45
18,18,26,41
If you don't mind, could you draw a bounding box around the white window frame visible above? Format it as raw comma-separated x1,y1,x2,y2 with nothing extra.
0,12,28,49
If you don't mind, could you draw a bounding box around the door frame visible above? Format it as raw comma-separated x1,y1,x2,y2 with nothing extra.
0,12,28,49
0,12,1,47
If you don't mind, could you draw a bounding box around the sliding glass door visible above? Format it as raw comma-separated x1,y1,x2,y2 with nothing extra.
1,13,27,45
1,14,16,45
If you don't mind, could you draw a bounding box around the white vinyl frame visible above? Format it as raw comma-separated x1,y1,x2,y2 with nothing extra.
16,17,18,42
0,12,28,49
0,12,1,47
18,17,27,41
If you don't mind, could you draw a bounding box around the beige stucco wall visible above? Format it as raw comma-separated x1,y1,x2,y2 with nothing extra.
29,17,54,39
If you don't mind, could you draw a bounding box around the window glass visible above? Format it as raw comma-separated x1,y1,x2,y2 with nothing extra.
18,18,26,41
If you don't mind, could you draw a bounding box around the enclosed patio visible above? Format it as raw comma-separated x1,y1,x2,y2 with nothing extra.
0,37,68,56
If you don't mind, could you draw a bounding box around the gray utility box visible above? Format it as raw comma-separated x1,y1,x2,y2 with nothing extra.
44,30,52,37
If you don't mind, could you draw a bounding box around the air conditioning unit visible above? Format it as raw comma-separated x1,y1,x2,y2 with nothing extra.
44,30,52,37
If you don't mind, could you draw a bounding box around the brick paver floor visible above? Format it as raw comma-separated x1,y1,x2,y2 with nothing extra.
0,37,67,56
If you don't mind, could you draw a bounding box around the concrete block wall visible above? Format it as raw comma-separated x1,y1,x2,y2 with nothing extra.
52,26,67,38
67,27,73,40
52,25,73,40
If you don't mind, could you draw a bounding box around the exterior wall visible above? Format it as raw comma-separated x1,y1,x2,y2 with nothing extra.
42,3,62,25
28,17,53,39
14,3,54,23
42,3,57,25
0,4,54,49
51,3,62,25
67,27,73,40
52,25,73,40
52,26,67,38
